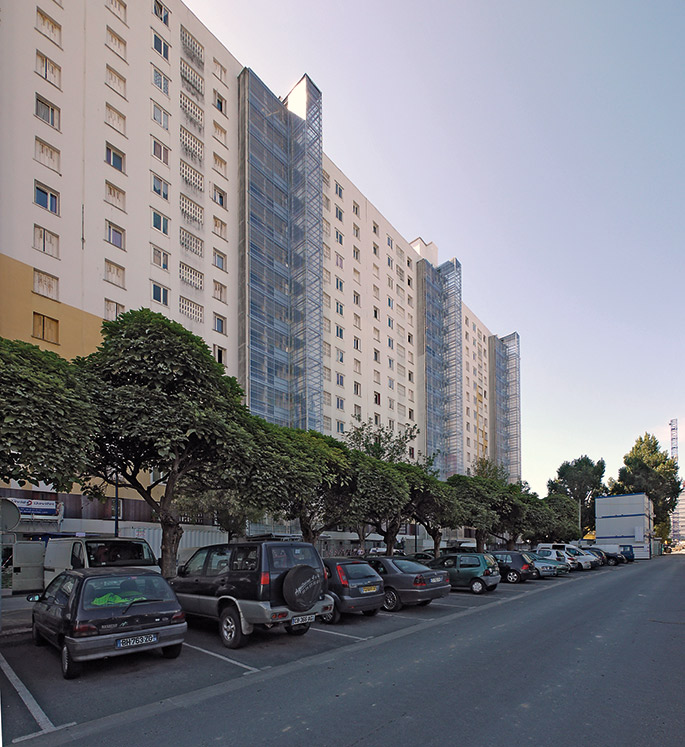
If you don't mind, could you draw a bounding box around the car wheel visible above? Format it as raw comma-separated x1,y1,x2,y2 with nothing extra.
532,568,541,580
219,606,246,649
32,621,45,647
470,578,486,595
608,558,617,566
284,622,311,636
161,643,183,659
506,570,521,584
321,605,341,624
362,608,380,617
417,600,432,606
60,642,81,680
382,588,403,612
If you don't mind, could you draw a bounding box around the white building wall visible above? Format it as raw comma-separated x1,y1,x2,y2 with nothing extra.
595,493,654,560
461,302,491,470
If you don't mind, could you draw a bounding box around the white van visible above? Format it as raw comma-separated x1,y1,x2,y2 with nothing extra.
43,536,159,587
10,541,46,592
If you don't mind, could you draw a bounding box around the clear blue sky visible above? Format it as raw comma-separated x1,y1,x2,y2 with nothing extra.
185,0,685,496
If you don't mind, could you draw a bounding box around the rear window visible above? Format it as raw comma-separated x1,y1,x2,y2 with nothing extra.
85,540,156,566
268,545,319,571
81,575,175,610
342,562,378,580
392,559,428,573
521,552,534,563
484,554,497,568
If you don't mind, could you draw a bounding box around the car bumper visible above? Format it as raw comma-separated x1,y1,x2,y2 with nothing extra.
66,622,187,662
239,594,335,627
483,575,500,589
398,583,451,604
536,567,556,577
337,591,385,614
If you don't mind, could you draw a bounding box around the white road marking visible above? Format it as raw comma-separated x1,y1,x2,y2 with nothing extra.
310,627,368,641
182,643,260,672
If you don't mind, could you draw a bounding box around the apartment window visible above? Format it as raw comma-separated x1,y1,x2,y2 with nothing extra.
353,381,361,396
33,269,58,300
335,229,343,246
153,32,169,61
387,297,394,309
152,66,170,96
335,276,344,292
214,344,227,366
408,408,414,421
180,227,203,256
180,160,204,191
105,65,125,97
106,144,125,172
373,222,379,236
213,249,226,270
323,342,331,358
353,291,360,306
105,104,126,135
374,392,381,406
373,307,380,320
104,260,125,288
407,332,414,345
407,277,413,288
106,27,127,60
151,282,169,306
212,185,227,208
387,235,393,249
106,0,127,23
387,256,394,269
179,296,203,323
388,358,394,370
335,325,344,339
336,253,344,269
335,205,343,221
151,245,169,270
104,299,125,321
36,9,62,46
388,399,395,411
213,153,227,177
353,359,362,374
336,397,345,412
214,314,226,335
323,219,331,237
353,201,360,217
323,416,332,431
336,421,345,435
388,378,395,390
214,90,227,114
374,413,381,426
353,224,360,238
373,264,379,278
353,247,360,262
323,366,331,381
179,262,204,290
152,138,169,166
213,121,227,145
323,243,331,260
354,404,362,419
388,337,394,349
322,170,330,187
213,58,227,82
153,1,170,26
152,173,169,200
388,317,394,329
373,349,380,363
151,102,169,132
35,95,60,129
323,195,331,211
213,280,227,302
33,225,59,257
34,182,59,214
335,182,343,198
36,51,61,88
106,221,125,249
373,243,379,256
353,336,361,351
35,138,60,172
336,348,344,363
152,209,169,235
213,216,227,239
32,312,59,344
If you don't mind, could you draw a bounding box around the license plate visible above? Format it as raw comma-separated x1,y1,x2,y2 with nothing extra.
291,614,315,625
362,585,378,593
430,577,441,583
116,633,158,649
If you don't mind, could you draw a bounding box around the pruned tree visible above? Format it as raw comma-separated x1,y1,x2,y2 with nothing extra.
547,455,607,536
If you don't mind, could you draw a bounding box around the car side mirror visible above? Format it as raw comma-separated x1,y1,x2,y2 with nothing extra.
176,565,188,577
26,593,41,603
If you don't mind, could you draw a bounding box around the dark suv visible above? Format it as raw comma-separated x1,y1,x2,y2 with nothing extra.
169,541,333,649
489,550,536,583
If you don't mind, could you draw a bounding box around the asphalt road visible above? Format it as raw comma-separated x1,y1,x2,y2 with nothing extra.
2,556,684,746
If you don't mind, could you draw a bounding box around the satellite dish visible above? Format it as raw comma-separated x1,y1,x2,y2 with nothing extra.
0,499,21,532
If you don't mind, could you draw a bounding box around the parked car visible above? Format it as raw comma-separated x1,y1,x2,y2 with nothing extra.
364,556,450,611
588,547,624,565
169,541,333,649
403,551,436,563
574,547,601,569
427,553,500,594
619,545,635,562
29,568,186,679
524,551,568,578
321,558,384,623
534,548,575,571
489,550,536,583
583,547,607,565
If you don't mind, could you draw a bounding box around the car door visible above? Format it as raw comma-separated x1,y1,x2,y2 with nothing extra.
36,574,76,646
432,556,459,587
457,554,482,583
171,547,210,614
195,545,234,615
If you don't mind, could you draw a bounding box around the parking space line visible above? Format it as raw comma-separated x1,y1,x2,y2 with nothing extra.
310,627,369,641
377,612,435,621
182,643,260,672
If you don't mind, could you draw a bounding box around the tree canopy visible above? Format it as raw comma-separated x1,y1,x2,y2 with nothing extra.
547,455,606,536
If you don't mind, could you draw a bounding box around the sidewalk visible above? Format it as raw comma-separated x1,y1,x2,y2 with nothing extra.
0,593,34,638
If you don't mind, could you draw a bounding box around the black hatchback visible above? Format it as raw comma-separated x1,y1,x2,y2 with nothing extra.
29,568,186,679
321,558,384,623
489,550,536,583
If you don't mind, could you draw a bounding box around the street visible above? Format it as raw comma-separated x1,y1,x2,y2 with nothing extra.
2,556,684,746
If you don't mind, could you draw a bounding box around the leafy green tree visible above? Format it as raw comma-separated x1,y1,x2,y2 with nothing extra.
78,309,254,576
0,338,94,491
609,433,681,527
175,488,264,542
523,493,578,546
447,474,499,552
344,418,419,463
547,455,606,536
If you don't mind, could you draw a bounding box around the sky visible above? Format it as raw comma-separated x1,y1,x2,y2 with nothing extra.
184,0,685,497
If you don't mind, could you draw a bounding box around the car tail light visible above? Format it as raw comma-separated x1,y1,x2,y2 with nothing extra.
72,623,98,637
522,563,530,571
171,611,185,623
271,611,288,620
413,575,426,587
260,571,270,586
483,568,491,576
336,566,349,587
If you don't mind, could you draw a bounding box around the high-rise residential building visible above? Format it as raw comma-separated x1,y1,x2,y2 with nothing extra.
0,0,520,548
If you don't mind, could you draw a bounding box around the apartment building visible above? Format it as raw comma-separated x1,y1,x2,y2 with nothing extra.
0,0,521,548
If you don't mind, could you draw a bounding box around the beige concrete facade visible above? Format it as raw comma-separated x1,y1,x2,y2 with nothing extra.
461,303,491,470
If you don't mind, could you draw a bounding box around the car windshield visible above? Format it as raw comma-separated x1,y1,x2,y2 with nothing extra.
392,559,428,573
85,540,156,566
343,562,378,579
268,545,319,571
81,575,175,610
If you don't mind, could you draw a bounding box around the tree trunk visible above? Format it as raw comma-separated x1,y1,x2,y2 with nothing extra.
475,529,487,553
428,527,442,558
355,523,370,553
299,514,319,545
159,509,183,578
506,537,516,550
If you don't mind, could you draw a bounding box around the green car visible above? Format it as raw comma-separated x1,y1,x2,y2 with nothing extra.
427,553,500,594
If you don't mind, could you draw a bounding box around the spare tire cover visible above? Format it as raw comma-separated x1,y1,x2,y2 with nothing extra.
282,565,322,612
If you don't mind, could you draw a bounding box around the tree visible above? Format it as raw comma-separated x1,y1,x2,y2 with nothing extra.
447,474,499,552
547,455,606,537
78,309,254,577
344,418,419,463
0,338,94,491
609,433,681,527
175,489,264,541
523,493,578,546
